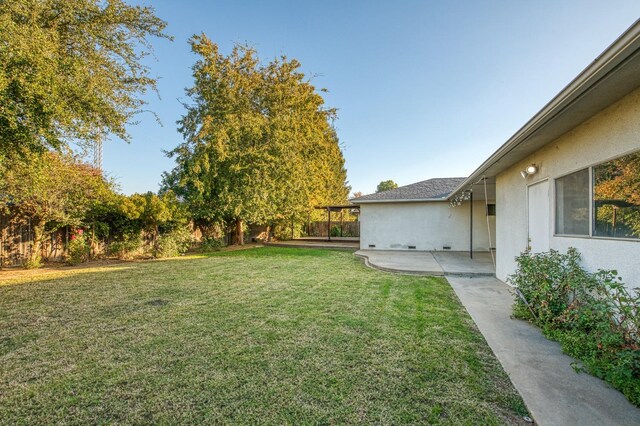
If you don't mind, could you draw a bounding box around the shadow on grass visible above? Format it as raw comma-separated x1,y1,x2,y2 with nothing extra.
0,247,342,288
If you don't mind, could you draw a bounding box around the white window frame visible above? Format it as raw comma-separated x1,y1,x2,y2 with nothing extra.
552,149,640,242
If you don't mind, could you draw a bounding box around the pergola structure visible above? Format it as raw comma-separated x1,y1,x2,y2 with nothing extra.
313,204,360,241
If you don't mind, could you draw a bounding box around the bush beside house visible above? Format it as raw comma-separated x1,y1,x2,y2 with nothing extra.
509,248,640,405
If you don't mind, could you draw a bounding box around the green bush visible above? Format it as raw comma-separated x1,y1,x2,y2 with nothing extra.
24,255,43,270
330,225,341,237
67,230,89,265
508,248,640,406
200,236,225,252
108,235,143,259
153,227,192,258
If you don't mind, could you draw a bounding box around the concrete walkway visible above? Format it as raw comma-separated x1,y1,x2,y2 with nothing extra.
449,276,640,426
355,250,495,276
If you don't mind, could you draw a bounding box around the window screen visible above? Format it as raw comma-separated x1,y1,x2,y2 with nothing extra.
593,152,640,239
555,169,589,235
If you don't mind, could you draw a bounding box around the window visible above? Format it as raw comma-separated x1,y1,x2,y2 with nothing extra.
593,152,640,239
555,169,589,235
486,204,496,216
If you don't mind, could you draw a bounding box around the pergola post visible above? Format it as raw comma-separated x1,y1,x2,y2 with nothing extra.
313,205,359,243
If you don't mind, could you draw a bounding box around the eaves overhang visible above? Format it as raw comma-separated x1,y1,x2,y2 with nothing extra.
353,198,449,204
449,18,640,197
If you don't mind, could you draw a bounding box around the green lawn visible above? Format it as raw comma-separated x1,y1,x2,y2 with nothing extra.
0,247,527,424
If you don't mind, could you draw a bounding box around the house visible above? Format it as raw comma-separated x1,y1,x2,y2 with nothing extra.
352,177,496,252
449,19,640,288
353,19,640,289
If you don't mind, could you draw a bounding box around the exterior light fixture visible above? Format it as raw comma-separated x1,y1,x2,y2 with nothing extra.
520,164,538,179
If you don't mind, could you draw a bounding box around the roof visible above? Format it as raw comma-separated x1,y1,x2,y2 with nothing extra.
352,177,466,203
450,18,640,197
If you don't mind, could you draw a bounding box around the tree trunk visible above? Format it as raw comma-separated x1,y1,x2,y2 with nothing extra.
235,218,244,245
28,218,45,268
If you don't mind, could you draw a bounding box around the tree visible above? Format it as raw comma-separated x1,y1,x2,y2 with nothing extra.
0,151,116,267
163,36,349,244
121,191,188,242
376,180,398,193
352,191,363,199
0,0,170,156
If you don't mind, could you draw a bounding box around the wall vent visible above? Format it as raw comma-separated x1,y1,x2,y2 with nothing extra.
443,246,451,250
368,244,376,248
408,245,416,249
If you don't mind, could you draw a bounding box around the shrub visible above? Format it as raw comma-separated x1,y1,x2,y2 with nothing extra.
67,229,89,265
330,225,341,237
24,256,43,270
200,236,225,252
508,248,640,406
273,222,301,241
153,226,192,258
108,235,143,259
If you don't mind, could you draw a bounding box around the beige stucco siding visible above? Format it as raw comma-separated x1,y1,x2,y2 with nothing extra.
496,86,640,288
359,200,495,252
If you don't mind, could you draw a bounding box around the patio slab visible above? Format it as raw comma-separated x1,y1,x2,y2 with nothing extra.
432,251,495,276
355,250,495,276
448,276,640,426
355,250,444,275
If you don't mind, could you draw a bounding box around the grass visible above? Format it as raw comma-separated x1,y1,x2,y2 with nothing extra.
0,247,527,424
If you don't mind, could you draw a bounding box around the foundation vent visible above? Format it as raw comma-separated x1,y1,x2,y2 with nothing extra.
408,245,416,249
443,246,451,250
368,244,376,248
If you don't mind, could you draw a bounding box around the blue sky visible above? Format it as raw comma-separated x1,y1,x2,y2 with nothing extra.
104,1,640,195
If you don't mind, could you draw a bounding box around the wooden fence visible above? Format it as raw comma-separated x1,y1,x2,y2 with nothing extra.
0,215,70,267
0,215,358,268
306,220,359,238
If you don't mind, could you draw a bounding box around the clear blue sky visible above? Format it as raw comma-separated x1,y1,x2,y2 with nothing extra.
104,1,640,196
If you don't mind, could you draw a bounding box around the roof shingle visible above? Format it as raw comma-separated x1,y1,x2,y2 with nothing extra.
351,177,466,202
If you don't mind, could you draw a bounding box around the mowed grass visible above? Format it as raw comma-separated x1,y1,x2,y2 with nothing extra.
0,247,527,425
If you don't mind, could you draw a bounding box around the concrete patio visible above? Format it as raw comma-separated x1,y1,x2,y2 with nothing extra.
355,250,495,276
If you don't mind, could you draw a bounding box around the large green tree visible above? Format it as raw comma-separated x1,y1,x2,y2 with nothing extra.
163,35,349,244
0,0,170,155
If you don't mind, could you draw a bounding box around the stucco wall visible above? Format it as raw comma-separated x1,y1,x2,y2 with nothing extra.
496,86,640,288
359,200,495,252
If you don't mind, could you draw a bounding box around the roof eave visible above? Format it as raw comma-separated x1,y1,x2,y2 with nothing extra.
449,18,640,199
354,198,450,204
